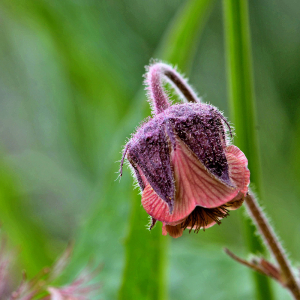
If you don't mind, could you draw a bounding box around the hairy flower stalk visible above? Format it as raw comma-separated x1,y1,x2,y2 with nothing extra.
121,62,250,238
145,63,199,113
225,192,300,299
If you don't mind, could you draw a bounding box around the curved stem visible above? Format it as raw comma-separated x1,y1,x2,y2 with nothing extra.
145,62,199,115
245,193,300,300
224,248,271,278
163,67,199,103
145,63,171,114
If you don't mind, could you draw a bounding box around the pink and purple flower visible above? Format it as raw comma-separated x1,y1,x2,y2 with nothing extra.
120,62,250,238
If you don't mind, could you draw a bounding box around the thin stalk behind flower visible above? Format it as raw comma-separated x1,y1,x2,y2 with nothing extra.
144,62,200,115
223,0,273,299
244,193,300,300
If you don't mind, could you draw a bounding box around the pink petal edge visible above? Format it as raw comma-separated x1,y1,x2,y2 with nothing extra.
142,140,249,224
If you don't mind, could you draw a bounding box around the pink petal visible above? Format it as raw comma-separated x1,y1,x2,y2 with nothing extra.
225,145,250,195
142,184,194,223
172,139,240,209
142,140,249,224
162,224,168,236
226,145,248,164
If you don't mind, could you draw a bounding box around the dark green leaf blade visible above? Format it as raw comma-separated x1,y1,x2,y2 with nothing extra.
223,1,274,299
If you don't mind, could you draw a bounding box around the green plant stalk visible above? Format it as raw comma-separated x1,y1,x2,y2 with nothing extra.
223,1,274,300
118,192,168,300
118,0,216,299
156,0,216,70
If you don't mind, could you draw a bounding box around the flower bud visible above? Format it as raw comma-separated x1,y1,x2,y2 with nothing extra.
120,62,250,238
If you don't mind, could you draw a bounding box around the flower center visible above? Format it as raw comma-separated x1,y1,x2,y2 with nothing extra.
181,205,231,233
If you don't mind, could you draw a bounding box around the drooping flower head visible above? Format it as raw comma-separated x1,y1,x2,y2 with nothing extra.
120,62,250,238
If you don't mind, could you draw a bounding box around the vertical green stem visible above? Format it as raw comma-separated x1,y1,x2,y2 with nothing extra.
223,1,274,299
118,192,167,300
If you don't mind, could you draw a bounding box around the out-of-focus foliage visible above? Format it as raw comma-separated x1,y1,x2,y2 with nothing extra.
0,0,299,299
0,240,100,299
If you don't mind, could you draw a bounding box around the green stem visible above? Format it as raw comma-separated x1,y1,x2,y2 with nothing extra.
118,192,167,300
223,1,274,299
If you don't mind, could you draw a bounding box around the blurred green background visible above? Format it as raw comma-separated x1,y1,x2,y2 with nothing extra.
0,0,299,299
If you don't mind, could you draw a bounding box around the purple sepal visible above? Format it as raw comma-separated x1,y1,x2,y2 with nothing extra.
127,118,175,213
167,104,233,186
123,103,234,214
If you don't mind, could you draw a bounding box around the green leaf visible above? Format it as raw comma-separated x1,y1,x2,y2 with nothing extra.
223,1,274,299
118,192,167,300
157,0,216,71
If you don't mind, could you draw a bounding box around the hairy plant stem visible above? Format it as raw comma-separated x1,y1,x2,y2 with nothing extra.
245,193,300,300
146,63,199,113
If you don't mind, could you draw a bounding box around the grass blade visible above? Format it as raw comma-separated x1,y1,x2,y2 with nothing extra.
223,1,274,299
157,0,216,69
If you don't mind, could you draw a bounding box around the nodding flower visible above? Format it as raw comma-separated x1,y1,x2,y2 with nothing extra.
120,62,250,238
